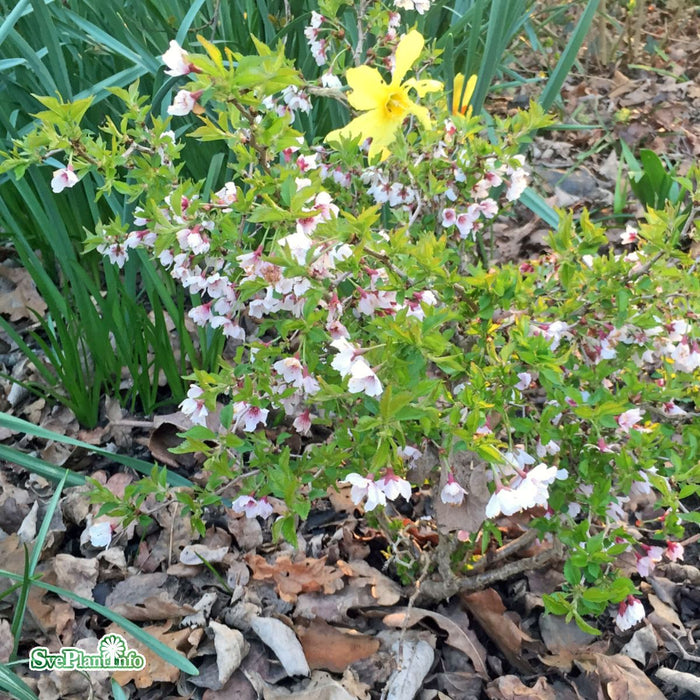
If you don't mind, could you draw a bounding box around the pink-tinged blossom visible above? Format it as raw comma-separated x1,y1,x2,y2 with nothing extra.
536,439,560,459
478,198,498,219
505,169,528,201
321,71,342,90
233,402,269,432
188,302,213,326
671,338,700,373
441,473,468,505
661,401,687,417
87,520,113,548
273,356,304,385
441,208,457,228
180,385,208,425
515,372,532,391
213,182,237,207
636,544,664,577
665,541,684,562
168,89,201,116
615,596,645,631
347,359,383,397
485,486,530,518
343,473,386,511
124,229,156,249
397,445,421,464
606,496,629,521
231,495,273,519
282,86,312,113
456,208,479,239
533,321,570,351
616,408,644,433
376,469,412,501
620,223,638,245
503,448,536,473
486,463,565,518
51,166,79,193
292,409,313,436
162,40,196,76
209,316,246,340
279,231,314,264
394,0,431,13
97,242,128,268
330,338,359,377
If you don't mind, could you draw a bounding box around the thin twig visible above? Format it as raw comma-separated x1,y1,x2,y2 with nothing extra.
416,537,563,605
661,629,700,664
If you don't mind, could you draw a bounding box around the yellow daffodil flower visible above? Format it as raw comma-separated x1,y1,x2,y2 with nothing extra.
326,30,442,161
452,73,477,117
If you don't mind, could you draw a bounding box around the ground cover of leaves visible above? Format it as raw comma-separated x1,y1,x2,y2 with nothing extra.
0,5,699,699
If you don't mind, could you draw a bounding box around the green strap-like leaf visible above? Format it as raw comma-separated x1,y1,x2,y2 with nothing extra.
0,571,199,676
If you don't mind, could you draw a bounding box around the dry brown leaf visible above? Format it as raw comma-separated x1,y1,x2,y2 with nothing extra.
109,621,197,689
210,621,249,685
246,554,344,603
647,593,684,631
336,559,401,605
180,544,230,566
435,451,489,535
539,612,596,654
227,510,263,550
580,653,666,700
0,620,13,664
461,588,533,673
148,418,198,469
296,618,379,673
486,675,556,700
105,572,196,621
52,553,98,608
382,607,488,679
0,265,47,321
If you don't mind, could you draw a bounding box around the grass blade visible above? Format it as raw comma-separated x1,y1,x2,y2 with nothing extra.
0,413,193,488
0,0,31,47
0,571,199,676
0,445,85,486
11,470,69,660
519,186,559,228
0,664,38,700
538,0,601,111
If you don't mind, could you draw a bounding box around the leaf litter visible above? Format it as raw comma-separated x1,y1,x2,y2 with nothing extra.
0,7,699,699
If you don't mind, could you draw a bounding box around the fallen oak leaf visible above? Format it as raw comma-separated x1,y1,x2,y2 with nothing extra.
250,617,310,677
108,621,198,689
245,554,344,603
461,588,533,673
0,265,47,321
486,674,557,700
296,618,379,673
382,607,488,679
577,653,666,700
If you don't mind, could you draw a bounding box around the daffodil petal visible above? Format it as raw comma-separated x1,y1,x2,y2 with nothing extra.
345,66,389,111
453,73,477,115
326,110,392,145
392,30,424,86
406,102,432,131
404,78,443,97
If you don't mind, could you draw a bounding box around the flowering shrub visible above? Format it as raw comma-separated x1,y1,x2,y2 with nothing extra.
3,7,699,634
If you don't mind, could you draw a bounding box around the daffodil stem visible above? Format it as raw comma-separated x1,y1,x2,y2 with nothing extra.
474,228,489,267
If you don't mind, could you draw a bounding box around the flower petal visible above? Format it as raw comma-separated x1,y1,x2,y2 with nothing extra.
392,30,424,86
346,66,389,111
406,101,432,131
404,77,443,97
452,73,477,115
